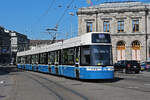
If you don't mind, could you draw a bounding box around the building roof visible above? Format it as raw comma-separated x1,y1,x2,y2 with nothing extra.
0,26,28,38
89,1,150,9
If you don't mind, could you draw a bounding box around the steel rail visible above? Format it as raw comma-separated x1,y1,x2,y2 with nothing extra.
22,73,64,100
24,71,89,100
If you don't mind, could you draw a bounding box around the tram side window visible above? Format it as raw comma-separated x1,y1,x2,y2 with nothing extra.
39,53,47,64
21,56,25,64
68,48,74,65
48,52,50,64
55,51,60,65
62,49,68,65
33,54,39,64
26,55,31,64
31,55,36,64
62,48,74,65
81,46,91,65
48,52,55,65
25,56,27,64
29,56,32,64
17,57,21,63
59,51,61,64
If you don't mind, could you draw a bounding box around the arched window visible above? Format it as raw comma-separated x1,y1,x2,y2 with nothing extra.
117,41,126,61
131,40,141,61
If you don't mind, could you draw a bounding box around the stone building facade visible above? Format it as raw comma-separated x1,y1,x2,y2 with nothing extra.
77,1,150,63
10,31,30,64
0,27,29,64
0,27,11,64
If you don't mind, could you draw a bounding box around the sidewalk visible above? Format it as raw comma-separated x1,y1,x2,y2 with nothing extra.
0,71,14,100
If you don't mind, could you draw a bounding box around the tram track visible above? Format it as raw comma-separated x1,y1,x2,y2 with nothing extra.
22,71,89,100
102,82,150,93
21,73,64,100
101,75,150,93
115,72,150,83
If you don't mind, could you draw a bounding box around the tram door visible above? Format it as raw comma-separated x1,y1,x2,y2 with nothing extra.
75,47,80,79
117,41,126,61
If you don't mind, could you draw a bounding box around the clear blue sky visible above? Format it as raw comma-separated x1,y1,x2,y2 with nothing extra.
0,0,149,40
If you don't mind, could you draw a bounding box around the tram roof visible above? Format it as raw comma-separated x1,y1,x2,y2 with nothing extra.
17,32,110,56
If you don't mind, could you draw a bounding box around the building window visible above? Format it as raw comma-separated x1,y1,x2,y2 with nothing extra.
86,22,93,33
118,21,124,32
103,21,110,32
132,20,139,32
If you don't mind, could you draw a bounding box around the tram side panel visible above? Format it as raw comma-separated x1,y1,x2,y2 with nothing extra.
62,66,76,78
79,67,114,79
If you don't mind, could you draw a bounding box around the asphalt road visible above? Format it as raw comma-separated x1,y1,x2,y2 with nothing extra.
0,66,150,100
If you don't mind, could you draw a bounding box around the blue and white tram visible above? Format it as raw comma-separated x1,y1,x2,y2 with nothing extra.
17,32,114,79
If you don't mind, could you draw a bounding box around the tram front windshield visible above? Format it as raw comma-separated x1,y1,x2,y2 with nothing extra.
81,45,113,66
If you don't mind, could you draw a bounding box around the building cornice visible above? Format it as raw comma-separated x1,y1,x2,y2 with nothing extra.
112,33,150,36
77,7,149,15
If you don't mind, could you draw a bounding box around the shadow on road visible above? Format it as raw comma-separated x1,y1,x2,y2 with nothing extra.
78,77,124,83
64,76,124,83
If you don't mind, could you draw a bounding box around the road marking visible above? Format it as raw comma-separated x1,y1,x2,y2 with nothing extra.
127,86,139,89
144,84,150,86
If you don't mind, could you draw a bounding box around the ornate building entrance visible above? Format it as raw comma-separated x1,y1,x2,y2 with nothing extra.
132,40,141,61
117,41,126,61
